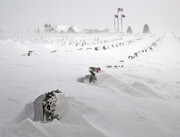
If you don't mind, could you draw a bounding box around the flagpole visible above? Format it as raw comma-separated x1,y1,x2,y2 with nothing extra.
121,14,123,33
117,7,119,33
114,15,116,33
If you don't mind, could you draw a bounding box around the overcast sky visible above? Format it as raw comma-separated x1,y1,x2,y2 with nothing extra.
0,0,180,33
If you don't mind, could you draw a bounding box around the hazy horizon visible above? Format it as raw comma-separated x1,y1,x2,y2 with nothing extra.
0,0,180,33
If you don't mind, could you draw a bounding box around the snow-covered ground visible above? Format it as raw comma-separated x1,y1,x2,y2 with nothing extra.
0,32,180,137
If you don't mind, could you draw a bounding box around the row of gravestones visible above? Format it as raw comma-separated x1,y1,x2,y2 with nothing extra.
23,34,156,56
128,35,165,60
46,34,139,49
23,34,155,56
16,32,148,50
105,35,163,69
91,34,157,52
64,37,123,48
51,35,145,52
106,60,124,69
104,34,156,52
39,35,122,47
77,36,144,51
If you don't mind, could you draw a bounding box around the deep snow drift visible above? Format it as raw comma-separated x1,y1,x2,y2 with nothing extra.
0,32,180,137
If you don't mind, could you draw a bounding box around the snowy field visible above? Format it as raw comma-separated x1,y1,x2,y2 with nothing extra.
0,32,180,137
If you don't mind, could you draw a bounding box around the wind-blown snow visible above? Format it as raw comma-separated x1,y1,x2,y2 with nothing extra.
0,32,180,137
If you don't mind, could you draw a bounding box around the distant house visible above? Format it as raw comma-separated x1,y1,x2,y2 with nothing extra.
67,26,81,33
84,28,109,33
68,26,76,33
54,25,81,33
44,23,52,32
49,27,57,33
36,24,109,33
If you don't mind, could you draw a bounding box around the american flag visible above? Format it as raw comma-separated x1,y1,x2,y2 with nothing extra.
114,14,118,18
122,14,125,18
117,8,123,12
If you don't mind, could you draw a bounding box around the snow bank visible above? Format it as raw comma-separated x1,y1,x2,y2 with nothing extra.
0,33,180,137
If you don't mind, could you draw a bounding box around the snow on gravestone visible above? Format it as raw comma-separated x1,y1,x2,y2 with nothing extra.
33,89,69,121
